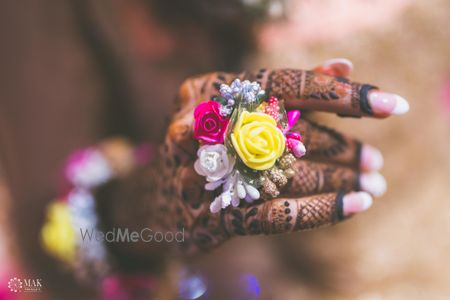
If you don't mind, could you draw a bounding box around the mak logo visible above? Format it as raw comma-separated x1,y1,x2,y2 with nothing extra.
7,277,42,293
7,277,22,293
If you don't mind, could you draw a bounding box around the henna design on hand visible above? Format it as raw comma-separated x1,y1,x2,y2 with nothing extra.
175,68,376,117
283,160,358,197
255,69,375,117
97,68,377,262
295,119,362,169
222,192,345,236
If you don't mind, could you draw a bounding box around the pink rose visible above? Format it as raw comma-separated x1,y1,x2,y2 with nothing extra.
193,101,229,144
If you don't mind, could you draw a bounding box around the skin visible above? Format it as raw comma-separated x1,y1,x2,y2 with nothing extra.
96,61,404,270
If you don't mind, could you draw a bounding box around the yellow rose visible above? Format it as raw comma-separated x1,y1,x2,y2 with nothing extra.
41,201,76,263
231,111,285,170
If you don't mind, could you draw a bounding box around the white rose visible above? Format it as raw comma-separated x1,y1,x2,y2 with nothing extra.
194,144,235,183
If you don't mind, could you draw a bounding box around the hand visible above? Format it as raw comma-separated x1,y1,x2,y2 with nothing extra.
98,59,409,260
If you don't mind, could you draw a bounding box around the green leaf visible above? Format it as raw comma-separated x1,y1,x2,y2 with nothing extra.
212,95,228,106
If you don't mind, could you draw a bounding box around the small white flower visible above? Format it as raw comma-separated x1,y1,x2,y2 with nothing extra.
209,171,260,213
194,145,235,183
219,84,233,101
219,105,233,117
220,79,265,105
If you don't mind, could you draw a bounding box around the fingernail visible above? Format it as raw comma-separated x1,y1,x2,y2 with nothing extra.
343,192,373,216
360,172,387,197
360,145,384,171
323,58,354,70
369,91,410,116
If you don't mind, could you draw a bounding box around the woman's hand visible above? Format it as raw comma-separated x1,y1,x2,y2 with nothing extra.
99,59,409,259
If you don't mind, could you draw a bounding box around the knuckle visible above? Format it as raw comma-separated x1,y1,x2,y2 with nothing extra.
264,199,297,234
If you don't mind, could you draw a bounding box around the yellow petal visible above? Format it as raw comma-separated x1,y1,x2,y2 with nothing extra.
244,112,277,126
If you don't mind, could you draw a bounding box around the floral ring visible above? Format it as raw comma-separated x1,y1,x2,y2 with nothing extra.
193,79,306,213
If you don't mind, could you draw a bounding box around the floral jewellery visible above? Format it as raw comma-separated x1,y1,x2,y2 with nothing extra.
40,139,153,283
193,79,306,213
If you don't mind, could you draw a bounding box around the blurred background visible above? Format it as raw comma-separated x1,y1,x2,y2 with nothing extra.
1,0,450,299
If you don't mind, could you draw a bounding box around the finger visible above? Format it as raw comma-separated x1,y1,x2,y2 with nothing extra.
176,155,385,214
223,191,373,236
282,160,386,198
282,160,359,197
313,58,353,78
250,69,409,118
296,119,383,171
177,69,410,118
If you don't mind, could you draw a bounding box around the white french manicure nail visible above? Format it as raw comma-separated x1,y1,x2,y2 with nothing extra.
391,94,410,115
369,91,410,116
361,145,384,171
343,192,373,216
323,58,354,70
360,172,387,197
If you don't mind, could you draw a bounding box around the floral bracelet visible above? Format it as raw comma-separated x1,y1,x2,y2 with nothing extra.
193,79,306,213
40,139,153,283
